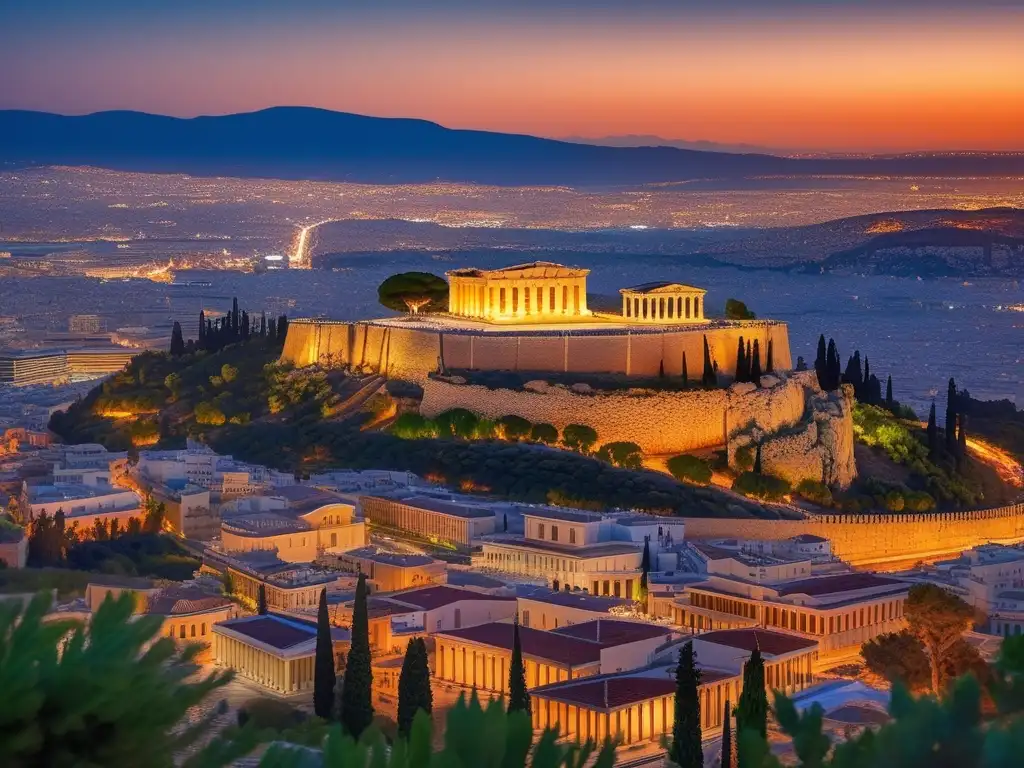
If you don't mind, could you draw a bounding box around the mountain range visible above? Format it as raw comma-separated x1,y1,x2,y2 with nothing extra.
2,107,1024,186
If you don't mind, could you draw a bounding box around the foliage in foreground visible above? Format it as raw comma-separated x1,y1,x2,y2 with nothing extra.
260,693,616,768
0,592,233,768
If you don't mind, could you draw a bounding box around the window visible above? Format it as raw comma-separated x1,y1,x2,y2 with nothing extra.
179,625,186,639
551,526,559,542
603,580,610,596
522,610,530,628
454,608,462,629
569,529,577,544
626,579,633,599
614,581,621,598
201,623,207,636
538,523,545,540
191,624,197,638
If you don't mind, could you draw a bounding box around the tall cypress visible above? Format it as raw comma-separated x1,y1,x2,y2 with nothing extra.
169,322,185,356
765,339,774,374
669,641,703,768
721,697,733,768
885,375,893,409
681,352,689,387
825,339,841,391
735,337,746,383
813,335,827,389
507,615,531,715
863,356,870,388
397,637,433,737
736,648,768,768
198,310,206,346
313,588,336,719
701,336,717,388
260,312,267,337
957,413,969,466
750,339,762,384
639,537,651,604
945,378,958,450
927,401,938,458
753,443,763,475
232,297,240,336
257,583,268,615
341,573,374,737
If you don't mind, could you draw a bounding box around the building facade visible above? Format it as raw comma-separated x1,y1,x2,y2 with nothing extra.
446,262,591,323
619,282,707,323
359,494,496,548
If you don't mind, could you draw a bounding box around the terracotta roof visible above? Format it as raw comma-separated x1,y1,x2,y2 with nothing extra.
534,669,734,710
388,585,516,611
436,623,603,666
145,587,233,616
776,573,905,597
697,629,818,656
553,619,672,645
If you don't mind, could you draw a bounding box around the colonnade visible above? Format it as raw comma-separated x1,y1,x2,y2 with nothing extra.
214,633,311,694
448,277,588,321
621,292,704,322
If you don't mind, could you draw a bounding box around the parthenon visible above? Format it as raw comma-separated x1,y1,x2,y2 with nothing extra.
446,262,591,323
619,282,707,323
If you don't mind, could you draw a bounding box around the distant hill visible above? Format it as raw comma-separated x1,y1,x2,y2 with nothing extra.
3,107,1024,186
556,134,780,155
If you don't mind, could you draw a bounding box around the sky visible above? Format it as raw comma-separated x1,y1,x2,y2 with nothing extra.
2,0,1023,153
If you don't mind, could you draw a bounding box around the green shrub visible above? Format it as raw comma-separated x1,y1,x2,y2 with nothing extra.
498,415,533,441
562,424,599,454
734,444,755,472
194,401,226,426
435,408,480,439
795,479,833,507
732,471,791,502
473,418,499,440
884,489,906,512
904,490,937,512
595,441,644,470
530,423,559,444
667,454,713,485
390,413,438,439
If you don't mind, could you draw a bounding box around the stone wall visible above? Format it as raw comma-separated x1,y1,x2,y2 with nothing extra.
280,318,793,384
684,504,1024,568
419,372,811,456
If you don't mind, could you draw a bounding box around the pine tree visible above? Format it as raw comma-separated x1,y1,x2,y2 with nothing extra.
750,339,762,384
735,337,747,383
721,697,733,768
169,322,185,356
314,588,336,720
885,375,893,409
927,401,939,458
945,378,958,450
681,351,689,387
397,637,433,737
701,336,717,388
813,335,827,389
507,615,530,715
736,648,768,767
257,584,267,615
669,641,703,768
340,573,374,737
765,339,774,374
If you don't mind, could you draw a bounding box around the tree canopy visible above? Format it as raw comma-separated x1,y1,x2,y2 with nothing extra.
725,298,756,320
377,273,450,314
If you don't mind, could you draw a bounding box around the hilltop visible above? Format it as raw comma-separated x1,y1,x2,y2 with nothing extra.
4,107,1024,186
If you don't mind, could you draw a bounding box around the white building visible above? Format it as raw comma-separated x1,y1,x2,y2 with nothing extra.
20,479,142,526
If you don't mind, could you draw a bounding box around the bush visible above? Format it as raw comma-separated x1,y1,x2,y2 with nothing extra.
884,489,906,512
732,471,791,502
236,697,307,731
724,298,756,320
666,454,713,485
473,418,498,440
498,415,533,441
390,413,438,439
194,401,226,426
734,444,755,472
904,490,937,512
435,408,480,439
795,479,833,507
595,441,644,470
530,423,559,444
562,424,599,454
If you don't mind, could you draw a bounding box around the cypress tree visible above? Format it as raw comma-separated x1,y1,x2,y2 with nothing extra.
701,336,717,388
257,584,268,615
765,339,774,374
169,322,185,356
750,339,762,384
669,641,703,768
340,573,374,737
260,312,267,337
232,297,240,336
927,401,938,458
241,310,250,340
681,352,689,387
278,315,289,339
198,310,206,345
813,334,827,389
313,588,336,720
885,375,893,409
945,378,958,450
736,648,768,767
721,697,733,768
863,356,870,387
507,615,530,715
638,537,651,604
843,351,863,394
825,339,841,391
753,443,763,475
735,337,746,383
957,413,968,466
503,513,508,532
397,637,432,737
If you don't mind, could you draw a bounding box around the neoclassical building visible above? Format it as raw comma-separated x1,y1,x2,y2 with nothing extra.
620,282,707,324
446,262,591,322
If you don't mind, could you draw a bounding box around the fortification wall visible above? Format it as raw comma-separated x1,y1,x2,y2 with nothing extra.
419,373,810,456
280,319,792,384
684,504,1024,568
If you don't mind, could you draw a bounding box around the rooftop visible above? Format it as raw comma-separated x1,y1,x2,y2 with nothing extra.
274,485,344,510
386,585,515,611
488,536,641,559
516,585,628,612
613,515,681,527
446,570,510,590
776,573,907,598
553,619,672,645
790,534,829,544
534,669,734,710
436,622,604,666
620,281,706,294
215,614,349,650
689,541,807,568
369,494,495,520
145,586,233,616
342,546,439,568
521,508,604,524
697,629,819,656
222,513,310,536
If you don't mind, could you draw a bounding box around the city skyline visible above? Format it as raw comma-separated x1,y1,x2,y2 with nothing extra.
2,0,1023,153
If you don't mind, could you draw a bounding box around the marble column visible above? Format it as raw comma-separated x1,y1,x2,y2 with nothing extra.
622,295,628,317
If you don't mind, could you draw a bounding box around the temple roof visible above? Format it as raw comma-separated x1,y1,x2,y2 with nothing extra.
447,261,589,279
619,281,706,294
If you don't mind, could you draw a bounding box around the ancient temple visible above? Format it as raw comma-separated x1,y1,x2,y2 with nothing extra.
446,262,591,323
619,282,707,323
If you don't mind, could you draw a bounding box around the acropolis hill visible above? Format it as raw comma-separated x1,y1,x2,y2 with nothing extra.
280,262,855,487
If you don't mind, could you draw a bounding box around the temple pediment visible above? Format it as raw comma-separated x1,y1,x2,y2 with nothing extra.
620,282,707,295
447,261,589,281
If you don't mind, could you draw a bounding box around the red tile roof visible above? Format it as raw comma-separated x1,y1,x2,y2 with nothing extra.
775,573,906,598
144,586,232,617
534,669,735,710
553,620,672,645
696,629,818,657
389,585,516,611
436,623,604,666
